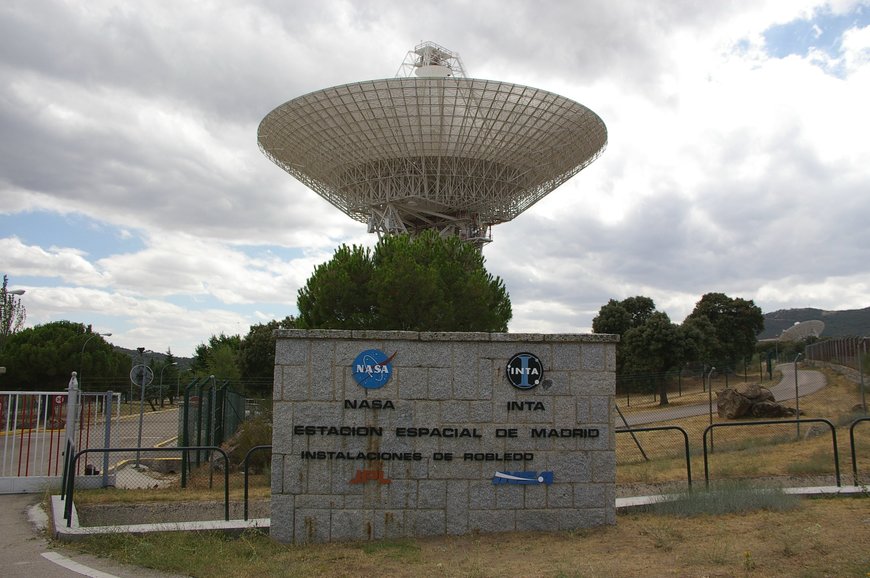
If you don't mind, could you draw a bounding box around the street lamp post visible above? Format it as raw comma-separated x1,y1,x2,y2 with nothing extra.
794,353,803,439
159,362,178,407
80,332,112,391
134,348,154,468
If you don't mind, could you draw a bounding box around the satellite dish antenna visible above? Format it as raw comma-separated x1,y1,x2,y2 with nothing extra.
258,41,607,247
415,64,451,77
779,320,825,342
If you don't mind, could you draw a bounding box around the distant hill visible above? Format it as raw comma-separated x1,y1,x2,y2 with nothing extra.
114,346,194,371
759,306,870,339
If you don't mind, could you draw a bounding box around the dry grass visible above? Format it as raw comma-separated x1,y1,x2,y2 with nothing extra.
63,366,870,576
66,497,870,577
617,366,870,487
72,474,271,505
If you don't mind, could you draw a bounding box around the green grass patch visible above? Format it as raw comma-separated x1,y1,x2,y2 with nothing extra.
785,449,835,476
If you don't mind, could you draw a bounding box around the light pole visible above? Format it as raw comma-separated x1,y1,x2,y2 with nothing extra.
794,353,803,439
135,348,154,468
80,332,112,391
159,362,178,407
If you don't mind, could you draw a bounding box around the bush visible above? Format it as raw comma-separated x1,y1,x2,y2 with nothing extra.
221,416,272,473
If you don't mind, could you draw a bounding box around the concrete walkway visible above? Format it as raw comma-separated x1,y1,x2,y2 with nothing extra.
0,493,185,578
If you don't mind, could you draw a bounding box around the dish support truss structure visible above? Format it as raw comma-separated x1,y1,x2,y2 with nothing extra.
258,44,607,246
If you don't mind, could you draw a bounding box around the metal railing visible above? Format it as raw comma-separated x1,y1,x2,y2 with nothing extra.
64,446,230,526
702,419,841,488
243,445,272,520
616,425,692,488
849,417,870,485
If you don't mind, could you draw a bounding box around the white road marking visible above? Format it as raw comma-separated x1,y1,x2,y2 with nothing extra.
40,551,121,578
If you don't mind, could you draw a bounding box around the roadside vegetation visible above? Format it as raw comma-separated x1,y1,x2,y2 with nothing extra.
63,495,869,577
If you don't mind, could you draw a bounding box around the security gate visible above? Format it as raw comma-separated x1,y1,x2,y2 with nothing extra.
0,388,120,493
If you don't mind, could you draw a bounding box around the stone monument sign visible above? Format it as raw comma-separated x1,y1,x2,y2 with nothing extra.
271,330,617,543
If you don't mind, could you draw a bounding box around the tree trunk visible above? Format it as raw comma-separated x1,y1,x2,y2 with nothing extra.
658,377,669,406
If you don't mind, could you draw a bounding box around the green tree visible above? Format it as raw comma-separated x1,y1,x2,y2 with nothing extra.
297,244,376,329
0,321,127,390
1,274,26,351
191,333,241,377
208,343,241,382
622,311,683,405
239,316,296,397
592,295,657,375
297,232,511,331
685,292,764,370
679,315,718,367
150,349,180,406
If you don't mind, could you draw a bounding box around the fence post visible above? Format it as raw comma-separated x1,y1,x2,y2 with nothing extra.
860,338,867,414
101,390,112,488
794,353,803,439
61,372,79,499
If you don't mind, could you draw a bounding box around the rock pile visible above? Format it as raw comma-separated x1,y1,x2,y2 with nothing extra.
716,382,795,419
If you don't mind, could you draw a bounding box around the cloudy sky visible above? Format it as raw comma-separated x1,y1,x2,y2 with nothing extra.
2,0,869,357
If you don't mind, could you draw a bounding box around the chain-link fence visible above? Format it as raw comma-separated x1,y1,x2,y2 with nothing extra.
806,336,869,372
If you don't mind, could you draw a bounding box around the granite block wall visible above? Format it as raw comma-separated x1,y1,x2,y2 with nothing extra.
271,330,617,544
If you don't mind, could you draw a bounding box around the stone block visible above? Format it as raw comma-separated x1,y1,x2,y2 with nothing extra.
516,509,559,532
551,343,581,371
294,508,331,543
468,509,515,533
269,494,294,543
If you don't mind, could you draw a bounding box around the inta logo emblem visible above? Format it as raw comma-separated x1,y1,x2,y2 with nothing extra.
352,349,396,389
505,352,543,390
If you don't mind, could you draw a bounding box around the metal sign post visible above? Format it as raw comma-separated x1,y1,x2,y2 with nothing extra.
131,362,154,468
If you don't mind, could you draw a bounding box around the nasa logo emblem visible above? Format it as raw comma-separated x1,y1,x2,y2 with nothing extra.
505,352,544,390
352,349,396,389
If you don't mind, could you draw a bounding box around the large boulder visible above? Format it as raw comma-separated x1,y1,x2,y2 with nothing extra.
733,382,774,403
717,383,794,419
750,400,795,418
717,388,753,419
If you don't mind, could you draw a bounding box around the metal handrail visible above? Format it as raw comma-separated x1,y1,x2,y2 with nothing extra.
849,417,870,485
616,425,692,488
243,444,272,520
64,446,230,526
702,419,841,488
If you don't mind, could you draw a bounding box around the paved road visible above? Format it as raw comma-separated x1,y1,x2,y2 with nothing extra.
2,405,180,479
620,365,827,426
0,493,185,578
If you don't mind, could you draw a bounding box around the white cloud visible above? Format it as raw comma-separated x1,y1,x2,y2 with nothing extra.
2,0,869,356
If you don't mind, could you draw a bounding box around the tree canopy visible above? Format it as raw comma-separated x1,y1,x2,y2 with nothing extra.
0,321,128,391
592,292,763,405
297,232,512,332
239,316,297,395
685,292,764,368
